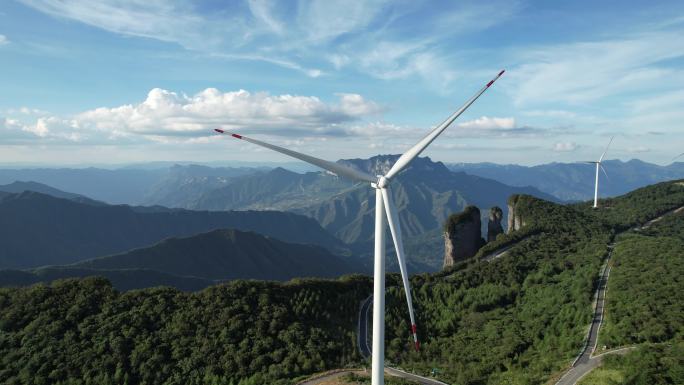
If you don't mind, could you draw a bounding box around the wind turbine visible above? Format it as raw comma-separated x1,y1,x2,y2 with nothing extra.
581,136,613,208
214,70,505,385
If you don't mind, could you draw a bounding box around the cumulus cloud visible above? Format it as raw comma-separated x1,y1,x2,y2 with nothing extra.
2,88,384,144
0,34,8,45
442,116,549,138
553,141,578,152
74,88,382,137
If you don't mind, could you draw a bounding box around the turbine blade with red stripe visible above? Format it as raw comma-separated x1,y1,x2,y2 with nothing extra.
214,129,376,183
380,187,420,351
384,70,505,181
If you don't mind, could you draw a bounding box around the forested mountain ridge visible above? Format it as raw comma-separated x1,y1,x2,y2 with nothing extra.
0,191,346,269
0,180,682,385
0,229,362,290
73,229,362,281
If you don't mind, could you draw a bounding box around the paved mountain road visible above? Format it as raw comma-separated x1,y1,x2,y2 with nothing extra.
555,205,684,385
555,245,614,385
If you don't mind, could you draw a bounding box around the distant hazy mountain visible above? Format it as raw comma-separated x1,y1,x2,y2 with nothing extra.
75,229,362,281
191,167,358,211
448,159,684,202
0,180,106,206
0,229,361,291
0,191,346,269
0,181,83,199
140,164,266,207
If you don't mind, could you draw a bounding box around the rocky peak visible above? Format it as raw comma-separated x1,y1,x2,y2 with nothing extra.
443,206,484,268
338,155,451,178
487,206,504,242
507,195,526,233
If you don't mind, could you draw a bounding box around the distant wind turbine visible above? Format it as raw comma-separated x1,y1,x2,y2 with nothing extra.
215,70,505,385
581,136,613,208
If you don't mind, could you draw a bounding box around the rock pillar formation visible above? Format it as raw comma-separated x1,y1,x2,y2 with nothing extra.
487,206,504,242
507,195,526,233
443,206,483,268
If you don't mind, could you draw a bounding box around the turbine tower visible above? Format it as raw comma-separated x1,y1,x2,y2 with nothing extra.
581,136,613,208
215,70,505,385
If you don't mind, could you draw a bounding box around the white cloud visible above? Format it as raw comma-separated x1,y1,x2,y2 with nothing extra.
522,110,577,119
456,116,516,130
0,34,8,45
445,116,539,138
4,88,384,144
553,141,578,152
18,0,515,87
297,0,390,43
509,30,684,106
247,0,285,35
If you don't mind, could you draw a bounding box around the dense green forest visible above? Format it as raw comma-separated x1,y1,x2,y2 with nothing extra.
0,277,371,385
0,180,682,384
580,205,684,384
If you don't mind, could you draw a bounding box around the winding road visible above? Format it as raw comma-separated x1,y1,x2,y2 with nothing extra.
555,205,684,384
555,244,614,385
357,295,448,385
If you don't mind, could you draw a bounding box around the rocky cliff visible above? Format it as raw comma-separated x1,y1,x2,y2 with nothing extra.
487,206,504,242
507,195,527,233
443,206,484,268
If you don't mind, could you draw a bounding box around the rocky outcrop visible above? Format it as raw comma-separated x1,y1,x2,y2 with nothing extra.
443,206,484,268
487,206,504,242
507,195,526,233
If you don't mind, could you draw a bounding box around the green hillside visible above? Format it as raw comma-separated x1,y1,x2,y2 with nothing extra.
0,180,682,385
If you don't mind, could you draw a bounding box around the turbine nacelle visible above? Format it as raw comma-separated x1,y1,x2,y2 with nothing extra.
374,175,389,189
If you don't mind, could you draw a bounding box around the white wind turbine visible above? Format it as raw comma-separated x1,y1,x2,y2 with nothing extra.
215,70,505,385
581,136,613,208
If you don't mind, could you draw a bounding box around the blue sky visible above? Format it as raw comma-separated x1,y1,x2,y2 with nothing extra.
1,0,683,166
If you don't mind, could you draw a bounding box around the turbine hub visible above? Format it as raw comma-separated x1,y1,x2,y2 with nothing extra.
376,175,389,189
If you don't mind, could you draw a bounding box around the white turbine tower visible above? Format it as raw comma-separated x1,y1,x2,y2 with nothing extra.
215,70,505,385
581,136,613,208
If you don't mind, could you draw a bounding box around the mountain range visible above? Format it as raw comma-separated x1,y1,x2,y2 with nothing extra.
3,158,683,208
0,228,362,290
448,159,684,201
0,191,346,269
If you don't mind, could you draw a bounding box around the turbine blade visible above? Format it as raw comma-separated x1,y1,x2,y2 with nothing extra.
384,70,505,181
598,136,614,162
214,129,375,183
380,187,419,351
600,163,609,181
